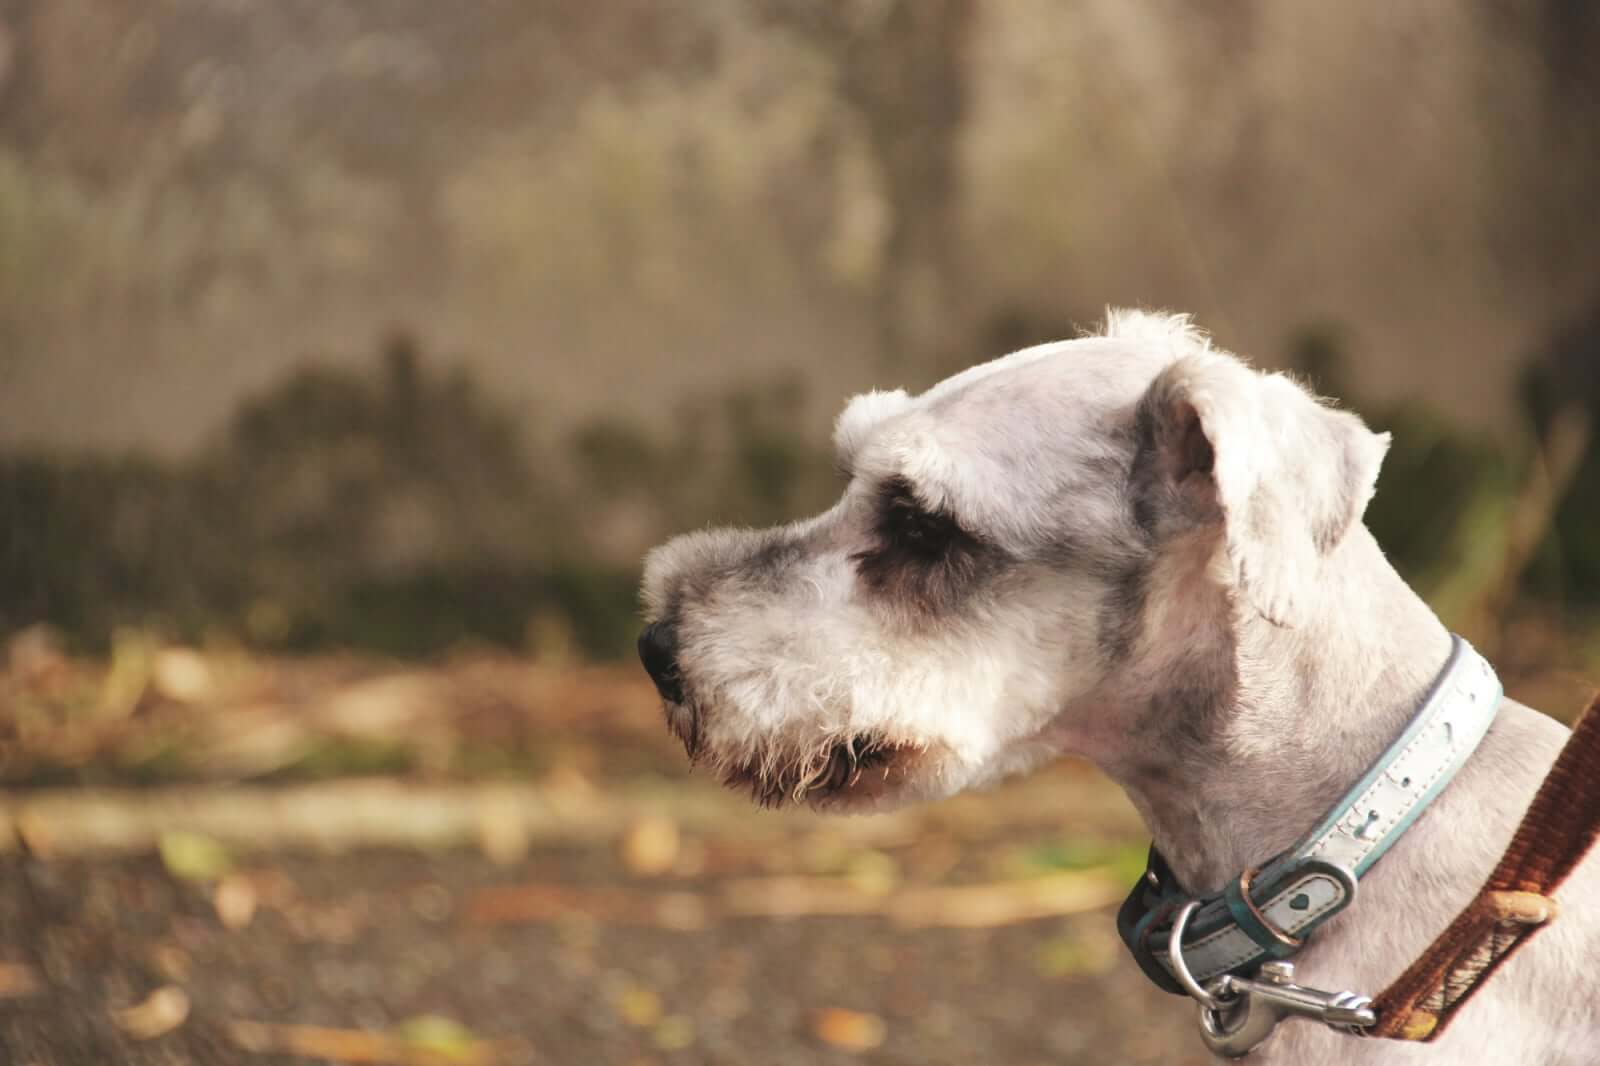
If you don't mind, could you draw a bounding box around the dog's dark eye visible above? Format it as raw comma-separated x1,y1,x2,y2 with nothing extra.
884,494,958,556
853,476,992,614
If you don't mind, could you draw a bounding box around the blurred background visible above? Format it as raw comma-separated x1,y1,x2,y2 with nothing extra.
1,2,1597,1064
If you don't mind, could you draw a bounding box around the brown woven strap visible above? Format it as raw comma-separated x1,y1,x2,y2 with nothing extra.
1369,692,1600,1041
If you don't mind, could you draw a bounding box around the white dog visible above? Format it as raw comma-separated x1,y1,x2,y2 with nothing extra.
638,311,1598,1064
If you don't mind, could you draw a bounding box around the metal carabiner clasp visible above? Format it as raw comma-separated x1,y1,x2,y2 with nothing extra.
1196,963,1376,1057
1166,901,1376,1059
1195,979,1281,1058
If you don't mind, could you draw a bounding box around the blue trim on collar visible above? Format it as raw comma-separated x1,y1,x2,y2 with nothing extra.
1117,635,1502,995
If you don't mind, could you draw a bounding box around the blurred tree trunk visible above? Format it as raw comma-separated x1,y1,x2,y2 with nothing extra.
770,0,976,366
1484,0,1600,294
0,0,35,145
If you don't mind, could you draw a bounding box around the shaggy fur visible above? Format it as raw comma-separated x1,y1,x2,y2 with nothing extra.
639,310,1599,1064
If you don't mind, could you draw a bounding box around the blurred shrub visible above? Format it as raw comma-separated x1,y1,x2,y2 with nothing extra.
4,317,1593,661
1362,404,1521,625
1287,325,1522,626
2,332,558,655
1289,316,1598,634
1517,297,1600,606
275,566,641,661
211,332,552,582
566,371,837,537
0,453,225,640
0,333,836,659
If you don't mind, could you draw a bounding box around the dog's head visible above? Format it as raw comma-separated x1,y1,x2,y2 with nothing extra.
639,311,1390,811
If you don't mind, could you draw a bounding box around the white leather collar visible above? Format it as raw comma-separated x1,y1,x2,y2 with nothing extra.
1122,635,1503,990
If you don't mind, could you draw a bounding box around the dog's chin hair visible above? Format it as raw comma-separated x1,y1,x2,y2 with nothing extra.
665,700,703,760
700,732,925,809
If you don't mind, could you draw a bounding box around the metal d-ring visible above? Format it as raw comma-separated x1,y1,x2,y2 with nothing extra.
1236,865,1305,950
1167,899,1232,1011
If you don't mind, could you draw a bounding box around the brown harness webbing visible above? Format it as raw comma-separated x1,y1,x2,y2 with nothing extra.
1369,691,1600,1041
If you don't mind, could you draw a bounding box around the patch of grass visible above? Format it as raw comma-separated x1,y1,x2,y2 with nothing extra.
274,739,420,780
1009,837,1150,885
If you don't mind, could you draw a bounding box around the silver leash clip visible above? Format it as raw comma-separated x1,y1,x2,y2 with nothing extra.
1166,900,1376,1058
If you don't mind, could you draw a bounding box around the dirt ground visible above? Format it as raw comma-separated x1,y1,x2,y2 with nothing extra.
8,640,1591,1066
0,647,1227,1065
0,836,1213,1066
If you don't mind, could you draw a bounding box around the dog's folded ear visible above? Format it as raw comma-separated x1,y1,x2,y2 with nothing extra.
1133,352,1391,626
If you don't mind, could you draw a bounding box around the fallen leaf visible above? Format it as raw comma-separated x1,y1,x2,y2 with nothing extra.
214,874,258,929
196,707,309,776
151,648,214,704
226,1020,275,1054
612,980,663,1028
113,985,190,1040
812,1007,885,1052
318,675,438,737
619,816,679,877
652,1015,695,1051
540,765,598,815
145,943,192,983
227,1019,498,1065
0,961,43,999
842,849,898,895
397,1015,480,1063
475,792,530,865
159,830,232,881
100,628,157,718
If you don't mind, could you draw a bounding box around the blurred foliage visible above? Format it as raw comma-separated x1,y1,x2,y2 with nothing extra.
1363,404,1522,628
1518,297,1600,604
2,299,1596,662
1288,305,1599,640
0,332,841,660
1,6,1596,666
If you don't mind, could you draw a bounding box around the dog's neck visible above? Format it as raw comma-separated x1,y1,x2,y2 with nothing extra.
1097,524,1453,895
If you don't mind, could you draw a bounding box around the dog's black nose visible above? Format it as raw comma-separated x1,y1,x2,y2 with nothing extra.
637,622,684,704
